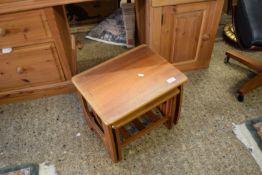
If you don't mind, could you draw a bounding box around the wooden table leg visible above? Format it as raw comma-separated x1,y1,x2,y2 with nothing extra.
103,124,118,162
78,93,93,130
114,128,123,161
174,85,184,124
163,97,175,129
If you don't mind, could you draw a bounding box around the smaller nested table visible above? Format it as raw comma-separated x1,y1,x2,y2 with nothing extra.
72,45,188,162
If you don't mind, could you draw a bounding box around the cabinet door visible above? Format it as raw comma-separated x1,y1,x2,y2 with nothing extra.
159,1,217,70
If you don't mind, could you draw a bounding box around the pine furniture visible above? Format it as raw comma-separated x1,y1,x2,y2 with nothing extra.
0,1,76,104
72,45,188,161
0,0,118,104
136,0,224,71
0,0,223,104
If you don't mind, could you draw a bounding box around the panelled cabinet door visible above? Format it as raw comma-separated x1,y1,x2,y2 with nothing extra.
159,1,217,70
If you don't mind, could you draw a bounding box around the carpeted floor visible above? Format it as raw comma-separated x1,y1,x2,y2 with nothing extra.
0,37,262,175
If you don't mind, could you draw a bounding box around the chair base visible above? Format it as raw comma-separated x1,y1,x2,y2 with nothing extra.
225,50,262,101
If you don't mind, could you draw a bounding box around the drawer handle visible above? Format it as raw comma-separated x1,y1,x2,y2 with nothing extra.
0,28,6,37
16,67,25,74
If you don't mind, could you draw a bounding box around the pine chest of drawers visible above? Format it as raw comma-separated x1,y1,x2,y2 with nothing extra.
0,6,76,104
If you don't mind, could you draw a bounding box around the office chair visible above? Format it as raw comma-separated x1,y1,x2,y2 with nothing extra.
225,0,262,102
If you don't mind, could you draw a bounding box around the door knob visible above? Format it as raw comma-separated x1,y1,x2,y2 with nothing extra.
202,34,210,41
0,28,6,37
16,67,25,74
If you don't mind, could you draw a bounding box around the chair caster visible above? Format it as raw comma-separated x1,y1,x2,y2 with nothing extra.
237,93,244,102
224,56,230,63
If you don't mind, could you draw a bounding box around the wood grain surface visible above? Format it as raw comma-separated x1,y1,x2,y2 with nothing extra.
0,0,109,15
72,45,188,125
144,0,224,71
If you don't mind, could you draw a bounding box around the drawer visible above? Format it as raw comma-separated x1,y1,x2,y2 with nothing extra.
0,0,22,3
151,0,207,7
0,10,51,48
0,43,65,92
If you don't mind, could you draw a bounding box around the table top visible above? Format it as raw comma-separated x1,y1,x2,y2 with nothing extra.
0,0,107,15
72,45,188,125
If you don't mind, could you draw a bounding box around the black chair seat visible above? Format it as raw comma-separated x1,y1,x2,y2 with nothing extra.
236,0,262,48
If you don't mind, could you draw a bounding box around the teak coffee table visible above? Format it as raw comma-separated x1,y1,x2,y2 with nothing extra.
72,45,188,162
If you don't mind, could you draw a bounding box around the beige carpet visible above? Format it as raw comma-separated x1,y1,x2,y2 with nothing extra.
0,38,262,175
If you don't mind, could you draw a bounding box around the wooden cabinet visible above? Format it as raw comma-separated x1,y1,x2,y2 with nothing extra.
143,0,224,71
0,7,76,104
